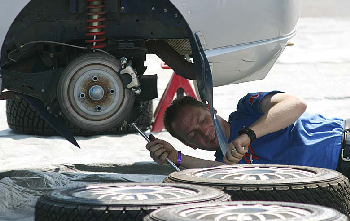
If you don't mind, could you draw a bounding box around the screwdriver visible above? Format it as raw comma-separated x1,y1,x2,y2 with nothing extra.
131,123,181,172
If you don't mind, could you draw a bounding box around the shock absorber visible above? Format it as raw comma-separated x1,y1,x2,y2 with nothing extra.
85,0,106,49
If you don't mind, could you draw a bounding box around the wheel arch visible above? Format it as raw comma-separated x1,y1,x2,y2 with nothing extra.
1,0,197,81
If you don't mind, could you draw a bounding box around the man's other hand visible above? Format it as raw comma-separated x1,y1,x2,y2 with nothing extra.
223,134,249,164
146,137,178,165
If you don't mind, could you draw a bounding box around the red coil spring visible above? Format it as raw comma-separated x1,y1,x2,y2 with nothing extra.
85,0,106,49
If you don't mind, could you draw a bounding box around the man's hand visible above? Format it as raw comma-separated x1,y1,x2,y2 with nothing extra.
223,134,250,164
146,137,178,165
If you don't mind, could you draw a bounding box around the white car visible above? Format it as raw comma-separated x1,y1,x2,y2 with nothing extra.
0,0,300,137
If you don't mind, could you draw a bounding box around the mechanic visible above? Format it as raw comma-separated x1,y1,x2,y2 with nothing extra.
146,91,350,177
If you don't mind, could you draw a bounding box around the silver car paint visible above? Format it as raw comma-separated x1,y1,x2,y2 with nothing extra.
170,0,301,86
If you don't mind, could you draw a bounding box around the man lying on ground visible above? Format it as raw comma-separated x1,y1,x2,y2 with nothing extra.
146,91,350,177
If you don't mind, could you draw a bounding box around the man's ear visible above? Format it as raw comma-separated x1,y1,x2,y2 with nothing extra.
206,104,217,114
183,142,197,150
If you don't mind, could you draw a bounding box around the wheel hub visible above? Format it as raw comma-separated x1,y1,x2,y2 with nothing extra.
88,85,105,101
72,68,121,117
57,53,135,131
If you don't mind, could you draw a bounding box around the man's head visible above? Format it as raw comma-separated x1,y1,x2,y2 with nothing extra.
163,96,219,151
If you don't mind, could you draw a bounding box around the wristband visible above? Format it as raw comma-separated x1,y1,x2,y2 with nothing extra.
238,126,256,143
176,151,182,167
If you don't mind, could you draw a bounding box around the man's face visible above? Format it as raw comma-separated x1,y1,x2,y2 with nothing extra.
171,105,219,151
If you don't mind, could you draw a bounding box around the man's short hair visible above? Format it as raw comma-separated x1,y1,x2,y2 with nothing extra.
163,96,206,142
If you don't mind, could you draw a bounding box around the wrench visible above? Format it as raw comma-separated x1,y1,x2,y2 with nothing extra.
131,123,181,172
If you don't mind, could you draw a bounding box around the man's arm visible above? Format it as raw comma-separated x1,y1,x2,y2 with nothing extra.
250,93,307,138
146,138,223,169
224,93,307,164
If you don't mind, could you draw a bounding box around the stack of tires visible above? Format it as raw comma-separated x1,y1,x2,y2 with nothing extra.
34,164,350,220
161,164,350,220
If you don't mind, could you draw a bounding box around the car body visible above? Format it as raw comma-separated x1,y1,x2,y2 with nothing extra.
0,0,301,133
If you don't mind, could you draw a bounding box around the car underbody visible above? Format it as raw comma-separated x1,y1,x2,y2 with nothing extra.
0,0,197,133
0,0,300,138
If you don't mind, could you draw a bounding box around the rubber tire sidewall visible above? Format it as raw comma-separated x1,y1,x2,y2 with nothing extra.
34,182,230,221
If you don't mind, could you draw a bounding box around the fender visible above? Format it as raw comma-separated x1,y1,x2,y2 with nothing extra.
169,0,301,86
0,0,31,61
0,0,30,95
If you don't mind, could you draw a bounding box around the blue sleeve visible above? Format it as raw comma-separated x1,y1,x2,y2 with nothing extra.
214,150,224,162
232,91,284,119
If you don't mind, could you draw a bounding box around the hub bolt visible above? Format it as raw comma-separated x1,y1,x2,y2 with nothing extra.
80,92,86,99
92,76,98,81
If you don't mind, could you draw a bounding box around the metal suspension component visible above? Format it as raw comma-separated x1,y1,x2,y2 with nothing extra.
85,0,106,49
57,52,135,131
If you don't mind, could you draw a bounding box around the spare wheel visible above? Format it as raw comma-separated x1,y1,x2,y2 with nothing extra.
164,164,350,216
34,182,230,221
57,52,134,131
144,201,349,221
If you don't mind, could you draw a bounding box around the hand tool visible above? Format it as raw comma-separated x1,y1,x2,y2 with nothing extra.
131,123,181,172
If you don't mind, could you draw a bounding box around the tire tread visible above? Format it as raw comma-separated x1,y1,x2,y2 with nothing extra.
6,97,153,136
